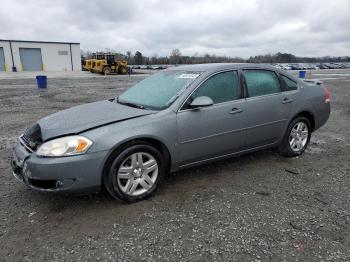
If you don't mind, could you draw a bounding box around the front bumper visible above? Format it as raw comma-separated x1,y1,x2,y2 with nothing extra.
11,142,108,194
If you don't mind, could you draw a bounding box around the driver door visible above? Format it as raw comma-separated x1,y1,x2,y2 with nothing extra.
176,70,247,165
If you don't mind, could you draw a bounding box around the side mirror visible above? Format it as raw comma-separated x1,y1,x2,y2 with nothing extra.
190,96,214,109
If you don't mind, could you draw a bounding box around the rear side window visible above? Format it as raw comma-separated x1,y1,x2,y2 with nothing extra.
281,75,298,91
193,71,241,104
243,70,280,97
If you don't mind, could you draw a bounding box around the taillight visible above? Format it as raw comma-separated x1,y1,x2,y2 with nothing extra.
324,86,331,103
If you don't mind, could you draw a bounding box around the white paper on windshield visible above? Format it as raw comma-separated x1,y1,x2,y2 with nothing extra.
178,74,200,79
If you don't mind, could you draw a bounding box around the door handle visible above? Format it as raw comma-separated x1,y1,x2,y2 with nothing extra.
229,108,243,114
282,98,294,104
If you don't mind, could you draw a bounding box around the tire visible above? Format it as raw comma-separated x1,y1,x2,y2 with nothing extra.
103,143,166,202
118,66,128,75
103,67,111,75
279,117,311,157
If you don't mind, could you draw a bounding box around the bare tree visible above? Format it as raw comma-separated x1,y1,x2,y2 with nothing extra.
151,54,159,65
81,49,350,65
134,51,143,65
169,49,182,64
126,51,132,64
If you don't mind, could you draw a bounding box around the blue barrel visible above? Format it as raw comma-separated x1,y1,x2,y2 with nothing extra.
299,70,306,78
36,75,47,88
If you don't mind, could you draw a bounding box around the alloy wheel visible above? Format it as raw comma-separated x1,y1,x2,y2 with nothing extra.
116,152,158,196
289,121,309,152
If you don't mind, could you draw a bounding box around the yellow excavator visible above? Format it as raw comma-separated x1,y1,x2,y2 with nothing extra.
82,58,97,71
82,53,102,71
90,53,128,75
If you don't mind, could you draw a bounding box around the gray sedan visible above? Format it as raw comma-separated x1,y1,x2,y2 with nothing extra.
11,64,331,202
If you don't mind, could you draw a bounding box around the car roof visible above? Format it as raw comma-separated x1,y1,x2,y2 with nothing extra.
166,63,278,72
165,62,300,84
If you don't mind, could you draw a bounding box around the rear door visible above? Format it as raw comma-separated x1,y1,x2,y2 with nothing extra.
19,48,43,71
177,70,247,165
242,69,288,148
279,74,300,120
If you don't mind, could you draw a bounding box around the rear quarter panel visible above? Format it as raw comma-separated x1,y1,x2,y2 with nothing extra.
301,82,330,131
274,74,330,141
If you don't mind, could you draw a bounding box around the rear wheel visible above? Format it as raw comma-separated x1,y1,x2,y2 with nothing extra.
280,117,311,157
118,66,128,75
102,67,111,75
103,143,165,202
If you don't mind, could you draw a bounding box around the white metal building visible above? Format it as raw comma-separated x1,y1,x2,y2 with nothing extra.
0,40,81,72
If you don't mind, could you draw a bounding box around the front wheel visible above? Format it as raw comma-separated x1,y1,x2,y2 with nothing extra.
103,143,165,202
279,117,311,157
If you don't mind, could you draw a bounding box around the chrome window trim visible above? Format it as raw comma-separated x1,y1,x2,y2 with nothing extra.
281,89,299,95
178,97,246,113
245,92,281,102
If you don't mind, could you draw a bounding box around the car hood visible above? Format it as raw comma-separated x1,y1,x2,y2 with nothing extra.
38,100,154,141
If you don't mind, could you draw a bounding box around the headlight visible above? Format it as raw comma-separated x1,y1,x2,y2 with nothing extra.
36,136,93,157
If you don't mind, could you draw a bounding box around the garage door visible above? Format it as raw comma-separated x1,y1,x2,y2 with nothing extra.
0,47,5,71
19,48,43,71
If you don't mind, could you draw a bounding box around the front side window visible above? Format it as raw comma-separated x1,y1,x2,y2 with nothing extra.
243,70,280,97
191,71,241,104
118,71,201,110
281,75,298,91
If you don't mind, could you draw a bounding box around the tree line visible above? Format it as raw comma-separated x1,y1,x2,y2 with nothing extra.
82,49,350,65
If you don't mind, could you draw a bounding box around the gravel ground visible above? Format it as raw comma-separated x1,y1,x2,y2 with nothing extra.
0,70,349,261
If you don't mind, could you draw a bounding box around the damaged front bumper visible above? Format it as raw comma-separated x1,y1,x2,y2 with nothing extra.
11,140,107,194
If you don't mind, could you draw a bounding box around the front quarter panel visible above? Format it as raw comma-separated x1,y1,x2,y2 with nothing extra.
82,109,179,169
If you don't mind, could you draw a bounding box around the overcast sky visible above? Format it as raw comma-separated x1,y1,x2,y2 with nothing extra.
1,0,349,58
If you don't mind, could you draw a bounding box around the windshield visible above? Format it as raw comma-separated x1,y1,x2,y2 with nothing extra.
118,71,201,110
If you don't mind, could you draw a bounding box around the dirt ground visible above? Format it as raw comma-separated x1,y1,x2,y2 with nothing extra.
0,69,349,261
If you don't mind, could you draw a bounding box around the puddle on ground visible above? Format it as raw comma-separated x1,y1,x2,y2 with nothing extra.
307,133,349,154
307,137,326,154
312,77,346,81
312,73,350,76
306,146,326,154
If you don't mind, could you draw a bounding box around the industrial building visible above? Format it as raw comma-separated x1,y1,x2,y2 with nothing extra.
0,39,81,72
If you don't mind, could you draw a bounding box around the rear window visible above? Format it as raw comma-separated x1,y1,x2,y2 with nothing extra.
281,75,298,91
243,70,280,97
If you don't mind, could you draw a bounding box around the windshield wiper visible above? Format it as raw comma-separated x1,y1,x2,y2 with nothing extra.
116,97,145,109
